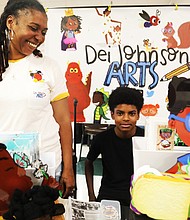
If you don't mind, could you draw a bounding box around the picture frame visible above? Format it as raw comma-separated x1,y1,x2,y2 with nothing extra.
156,125,175,150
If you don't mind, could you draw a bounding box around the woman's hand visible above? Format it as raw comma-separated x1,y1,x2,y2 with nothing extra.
60,168,75,198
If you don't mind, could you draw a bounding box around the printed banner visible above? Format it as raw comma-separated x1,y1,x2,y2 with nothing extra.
44,6,190,124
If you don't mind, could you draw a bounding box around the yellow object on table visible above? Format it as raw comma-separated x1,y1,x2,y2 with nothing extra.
131,166,190,220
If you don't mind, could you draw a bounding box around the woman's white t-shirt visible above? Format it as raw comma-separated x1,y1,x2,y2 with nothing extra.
0,54,68,168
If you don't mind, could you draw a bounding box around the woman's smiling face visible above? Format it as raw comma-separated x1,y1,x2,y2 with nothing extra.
6,9,48,59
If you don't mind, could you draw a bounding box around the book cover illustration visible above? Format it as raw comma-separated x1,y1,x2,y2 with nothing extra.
156,125,175,150
0,132,40,168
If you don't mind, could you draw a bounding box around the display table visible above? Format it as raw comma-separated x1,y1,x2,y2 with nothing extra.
133,136,190,172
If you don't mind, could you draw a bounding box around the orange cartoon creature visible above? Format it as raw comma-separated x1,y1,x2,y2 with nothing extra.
0,143,33,215
141,104,160,117
65,62,92,122
162,21,190,48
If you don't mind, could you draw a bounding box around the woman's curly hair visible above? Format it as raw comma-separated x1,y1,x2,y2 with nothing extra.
0,0,46,81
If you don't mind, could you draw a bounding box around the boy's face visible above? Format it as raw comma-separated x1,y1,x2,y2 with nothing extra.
111,104,139,138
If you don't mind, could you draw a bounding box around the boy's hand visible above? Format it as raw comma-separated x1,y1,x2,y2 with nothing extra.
89,193,96,201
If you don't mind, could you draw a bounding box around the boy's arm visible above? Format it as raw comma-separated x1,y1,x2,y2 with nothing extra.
85,159,96,201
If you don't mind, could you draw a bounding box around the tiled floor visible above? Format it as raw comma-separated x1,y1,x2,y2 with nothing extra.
75,143,102,201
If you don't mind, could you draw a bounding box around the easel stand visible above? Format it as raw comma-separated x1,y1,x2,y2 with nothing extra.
73,99,78,198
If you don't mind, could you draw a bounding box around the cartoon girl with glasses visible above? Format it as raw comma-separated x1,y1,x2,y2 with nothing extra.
167,76,190,146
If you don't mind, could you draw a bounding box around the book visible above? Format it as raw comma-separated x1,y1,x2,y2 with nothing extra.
0,132,40,164
68,197,101,220
0,132,44,184
64,197,121,220
156,125,175,150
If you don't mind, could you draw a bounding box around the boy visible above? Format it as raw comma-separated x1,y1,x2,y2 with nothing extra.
85,87,152,219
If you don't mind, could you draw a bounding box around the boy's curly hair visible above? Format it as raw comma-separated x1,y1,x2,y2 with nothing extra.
108,87,144,113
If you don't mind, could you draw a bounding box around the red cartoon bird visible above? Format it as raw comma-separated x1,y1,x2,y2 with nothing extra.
139,9,161,27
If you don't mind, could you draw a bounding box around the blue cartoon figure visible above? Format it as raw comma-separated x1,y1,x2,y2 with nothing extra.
61,8,82,51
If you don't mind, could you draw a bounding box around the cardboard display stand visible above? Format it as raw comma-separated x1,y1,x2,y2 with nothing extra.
133,136,190,172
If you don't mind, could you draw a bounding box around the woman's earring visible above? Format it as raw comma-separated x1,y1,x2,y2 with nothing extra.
10,30,14,40
8,29,14,41
6,29,10,41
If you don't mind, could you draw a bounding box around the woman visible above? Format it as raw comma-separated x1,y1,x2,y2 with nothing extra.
0,0,75,198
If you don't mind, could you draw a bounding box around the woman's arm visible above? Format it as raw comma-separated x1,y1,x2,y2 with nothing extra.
51,97,75,198
85,159,96,201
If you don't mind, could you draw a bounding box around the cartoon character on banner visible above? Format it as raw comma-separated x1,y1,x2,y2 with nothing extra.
162,21,190,48
92,88,110,124
61,8,82,51
95,6,121,45
167,76,190,146
141,104,160,117
65,62,92,122
112,25,121,45
143,39,158,52
141,103,160,138
139,9,161,28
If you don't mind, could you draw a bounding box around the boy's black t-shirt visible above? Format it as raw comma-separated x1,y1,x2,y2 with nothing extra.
86,126,144,206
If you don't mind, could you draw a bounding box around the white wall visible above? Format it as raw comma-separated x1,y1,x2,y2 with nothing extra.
0,0,190,14
39,0,190,8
